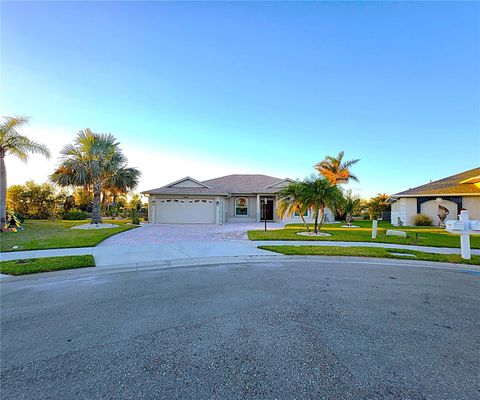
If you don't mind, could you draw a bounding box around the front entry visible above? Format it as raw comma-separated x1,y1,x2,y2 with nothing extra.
260,197,275,221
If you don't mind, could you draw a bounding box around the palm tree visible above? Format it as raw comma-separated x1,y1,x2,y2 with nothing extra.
367,193,390,220
276,181,311,232
315,151,359,185
0,116,50,226
51,129,140,224
338,189,362,226
302,177,342,233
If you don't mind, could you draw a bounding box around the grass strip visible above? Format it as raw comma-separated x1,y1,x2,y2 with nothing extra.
0,255,95,275
258,245,480,266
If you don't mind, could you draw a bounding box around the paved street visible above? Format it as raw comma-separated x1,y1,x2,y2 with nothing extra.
1,259,479,399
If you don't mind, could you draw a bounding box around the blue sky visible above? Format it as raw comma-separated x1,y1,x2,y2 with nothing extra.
1,1,479,197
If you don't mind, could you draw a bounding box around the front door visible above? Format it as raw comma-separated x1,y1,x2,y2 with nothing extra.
261,198,274,221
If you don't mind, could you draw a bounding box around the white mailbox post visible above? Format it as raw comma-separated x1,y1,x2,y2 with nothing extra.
446,210,480,260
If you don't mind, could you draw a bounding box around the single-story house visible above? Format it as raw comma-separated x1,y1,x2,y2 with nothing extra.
142,174,334,224
389,167,480,226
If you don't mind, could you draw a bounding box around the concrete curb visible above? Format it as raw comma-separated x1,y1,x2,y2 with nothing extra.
1,254,478,283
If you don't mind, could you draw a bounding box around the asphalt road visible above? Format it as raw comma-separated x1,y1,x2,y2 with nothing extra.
1,259,479,399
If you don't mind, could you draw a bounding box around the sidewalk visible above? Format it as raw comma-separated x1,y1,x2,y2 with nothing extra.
1,240,477,267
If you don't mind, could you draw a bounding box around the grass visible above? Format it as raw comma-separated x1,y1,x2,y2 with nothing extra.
0,219,138,252
0,255,95,275
249,220,479,249
258,245,480,266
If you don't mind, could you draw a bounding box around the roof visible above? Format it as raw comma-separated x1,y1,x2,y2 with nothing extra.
392,167,480,197
142,174,293,195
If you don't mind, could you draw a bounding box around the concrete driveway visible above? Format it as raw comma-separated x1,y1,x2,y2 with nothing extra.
93,223,284,267
100,222,284,244
2,258,479,399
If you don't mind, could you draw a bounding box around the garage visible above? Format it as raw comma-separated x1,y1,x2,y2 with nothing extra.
155,198,216,224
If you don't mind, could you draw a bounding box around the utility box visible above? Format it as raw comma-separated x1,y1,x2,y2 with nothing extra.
446,220,465,231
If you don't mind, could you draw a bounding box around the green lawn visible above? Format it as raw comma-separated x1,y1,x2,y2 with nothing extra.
258,245,480,266
249,221,479,249
0,255,95,275
0,220,138,252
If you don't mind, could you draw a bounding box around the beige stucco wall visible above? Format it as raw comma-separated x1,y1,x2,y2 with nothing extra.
420,199,458,226
463,197,480,220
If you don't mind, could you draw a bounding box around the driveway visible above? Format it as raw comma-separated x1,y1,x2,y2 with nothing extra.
1,258,479,399
100,222,284,245
91,223,285,267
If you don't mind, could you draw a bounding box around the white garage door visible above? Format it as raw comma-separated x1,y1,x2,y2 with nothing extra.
155,198,216,224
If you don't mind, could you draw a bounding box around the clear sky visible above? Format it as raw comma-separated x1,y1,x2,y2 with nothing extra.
1,1,479,198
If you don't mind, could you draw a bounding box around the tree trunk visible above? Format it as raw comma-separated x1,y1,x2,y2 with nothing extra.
0,154,6,227
346,214,351,227
300,213,310,232
314,209,319,234
91,183,102,224
317,207,325,231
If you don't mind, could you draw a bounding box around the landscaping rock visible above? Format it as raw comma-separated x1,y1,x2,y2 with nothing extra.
296,232,332,237
386,229,407,238
71,223,119,230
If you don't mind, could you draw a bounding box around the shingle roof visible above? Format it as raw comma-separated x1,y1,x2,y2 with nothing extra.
202,174,288,194
392,167,480,197
142,187,228,195
142,174,290,195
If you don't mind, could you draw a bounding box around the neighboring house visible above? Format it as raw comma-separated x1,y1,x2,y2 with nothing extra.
142,174,334,224
389,167,480,226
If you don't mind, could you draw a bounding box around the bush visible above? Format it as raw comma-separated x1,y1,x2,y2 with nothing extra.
63,210,87,220
413,213,433,226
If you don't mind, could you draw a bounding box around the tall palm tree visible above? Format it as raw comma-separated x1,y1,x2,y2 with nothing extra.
0,116,51,226
315,151,359,185
51,129,140,224
302,177,342,233
338,189,362,226
276,181,311,232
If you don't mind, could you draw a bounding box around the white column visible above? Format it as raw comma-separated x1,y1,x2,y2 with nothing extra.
372,220,378,239
256,194,261,222
459,211,471,260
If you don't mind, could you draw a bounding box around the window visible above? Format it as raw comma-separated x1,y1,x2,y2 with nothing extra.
294,209,309,217
235,197,248,216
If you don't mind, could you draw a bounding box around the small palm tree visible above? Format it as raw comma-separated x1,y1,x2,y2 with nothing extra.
338,190,362,226
276,181,311,231
51,129,140,224
302,177,342,233
0,116,50,225
315,151,359,185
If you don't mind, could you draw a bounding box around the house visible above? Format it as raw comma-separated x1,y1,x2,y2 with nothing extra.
389,167,480,226
142,174,334,224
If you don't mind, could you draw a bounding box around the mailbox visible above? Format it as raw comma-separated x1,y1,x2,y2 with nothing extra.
470,221,480,231
446,220,464,231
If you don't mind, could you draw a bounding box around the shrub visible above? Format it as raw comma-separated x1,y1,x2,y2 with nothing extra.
7,181,66,219
413,213,433,226
63,210,87,220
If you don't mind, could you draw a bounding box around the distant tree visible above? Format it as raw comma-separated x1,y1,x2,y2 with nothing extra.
73,188,94,212
0,116,50,225
315,151,359,185
366,193,390,219
276,181,311,231
338,190,362,226
51,129,140,224
7,181,65,219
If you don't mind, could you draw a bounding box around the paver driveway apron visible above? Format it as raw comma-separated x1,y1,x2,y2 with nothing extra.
93,223,284,267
